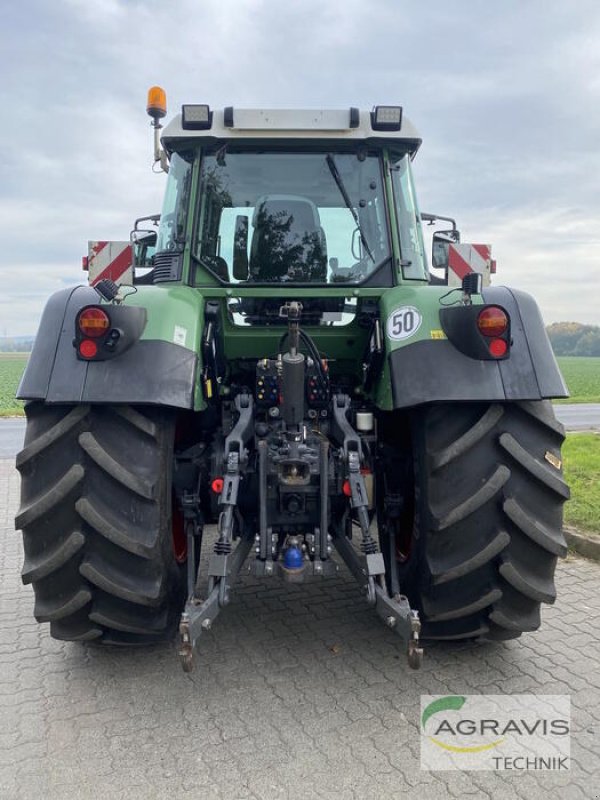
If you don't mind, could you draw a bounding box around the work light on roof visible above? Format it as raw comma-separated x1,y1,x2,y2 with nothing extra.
182,104,212,130
371,105,403,131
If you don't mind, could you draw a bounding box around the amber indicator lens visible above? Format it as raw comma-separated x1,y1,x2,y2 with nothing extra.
477,306,508,338
78,307,110,338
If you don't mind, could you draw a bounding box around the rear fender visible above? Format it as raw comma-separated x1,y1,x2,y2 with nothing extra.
18,285,204,410
376,285,567,410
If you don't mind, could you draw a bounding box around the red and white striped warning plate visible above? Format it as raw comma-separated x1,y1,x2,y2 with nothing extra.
448,243,492,288
87,241,134,287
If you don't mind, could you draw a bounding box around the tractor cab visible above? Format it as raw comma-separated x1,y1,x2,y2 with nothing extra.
149,100,428,292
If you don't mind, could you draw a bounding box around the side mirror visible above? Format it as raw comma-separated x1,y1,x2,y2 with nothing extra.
432,233,450,270
233,215,249,280
133,230,157,248
132,230,158,268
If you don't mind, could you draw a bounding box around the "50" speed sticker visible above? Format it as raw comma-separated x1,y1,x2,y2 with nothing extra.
386,306,422,341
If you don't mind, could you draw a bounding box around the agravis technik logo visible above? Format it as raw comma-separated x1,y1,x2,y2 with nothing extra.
422,696,505,753
420,695,570,771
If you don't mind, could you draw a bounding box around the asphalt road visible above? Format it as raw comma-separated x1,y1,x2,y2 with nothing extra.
1,458,599,798
0,418,25,458
553,403,600,431
0,404,598,459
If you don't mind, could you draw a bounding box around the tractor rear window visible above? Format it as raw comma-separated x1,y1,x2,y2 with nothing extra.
193,151,392,285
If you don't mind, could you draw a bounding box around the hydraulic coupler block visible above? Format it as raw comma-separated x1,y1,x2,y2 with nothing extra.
255,359,279,407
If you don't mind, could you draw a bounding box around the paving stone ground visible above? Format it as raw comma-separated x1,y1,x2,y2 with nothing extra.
1,458,599,799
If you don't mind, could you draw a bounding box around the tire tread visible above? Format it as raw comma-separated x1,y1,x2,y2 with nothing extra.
16,403,182,644
396,401,568,641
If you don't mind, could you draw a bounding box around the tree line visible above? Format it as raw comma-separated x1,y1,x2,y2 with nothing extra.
546,322,600,357
0,338,34,353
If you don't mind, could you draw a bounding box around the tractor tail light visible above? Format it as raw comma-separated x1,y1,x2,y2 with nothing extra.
488,338,508,358
78,339,98,359
78,307,110,338
477,306,508,338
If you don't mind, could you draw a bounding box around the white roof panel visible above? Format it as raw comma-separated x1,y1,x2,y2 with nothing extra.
161,107,421,152
231,109,353,131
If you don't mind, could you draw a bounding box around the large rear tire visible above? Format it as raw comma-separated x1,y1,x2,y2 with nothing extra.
379,401,569,641
15,403,185,644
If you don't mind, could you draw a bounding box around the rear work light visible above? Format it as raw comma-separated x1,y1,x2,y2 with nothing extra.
181,104,212,130
477,306,508,338
78,307,110,338
371,105,403,131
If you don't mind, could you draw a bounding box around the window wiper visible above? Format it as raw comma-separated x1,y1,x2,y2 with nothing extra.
325,154,375,262
215,143,228,166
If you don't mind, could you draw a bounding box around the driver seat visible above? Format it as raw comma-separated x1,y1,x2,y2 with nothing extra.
249,195,327,282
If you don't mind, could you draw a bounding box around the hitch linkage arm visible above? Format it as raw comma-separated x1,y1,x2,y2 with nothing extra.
213,393,254,558
332,394,381,566
331,394,423,669
179,393,254,672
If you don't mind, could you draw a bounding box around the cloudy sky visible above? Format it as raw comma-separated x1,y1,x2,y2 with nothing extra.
1,0,598,335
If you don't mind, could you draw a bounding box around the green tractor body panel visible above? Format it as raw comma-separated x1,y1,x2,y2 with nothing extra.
129,285,205,349
125,285,207,410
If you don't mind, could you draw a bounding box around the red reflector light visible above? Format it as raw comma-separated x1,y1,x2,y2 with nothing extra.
488,338,508,358
78,307,110,338
342,480,352,497
79,339,98,359
211,477,224,494
477,306,508,337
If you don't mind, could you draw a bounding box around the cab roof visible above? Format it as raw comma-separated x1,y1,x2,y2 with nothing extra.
161,107,422,156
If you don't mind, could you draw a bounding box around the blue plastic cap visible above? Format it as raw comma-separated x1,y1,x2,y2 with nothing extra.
283,545,304,570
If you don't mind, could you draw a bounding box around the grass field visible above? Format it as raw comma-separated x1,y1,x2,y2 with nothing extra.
0,353,27,417
562,433,600,536
556,356,600,404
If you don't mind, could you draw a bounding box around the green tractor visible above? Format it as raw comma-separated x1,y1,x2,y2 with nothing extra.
15,89,570,671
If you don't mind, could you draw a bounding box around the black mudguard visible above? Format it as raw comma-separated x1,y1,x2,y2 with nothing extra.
18,286,197,409
389,286,568,410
